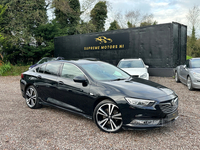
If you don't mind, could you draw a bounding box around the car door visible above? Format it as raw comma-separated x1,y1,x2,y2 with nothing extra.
34,62,62,102
179,60,189,83
54,63,92,114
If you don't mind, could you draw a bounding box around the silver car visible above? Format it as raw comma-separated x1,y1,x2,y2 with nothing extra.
117,58,149,80
174,58,200,90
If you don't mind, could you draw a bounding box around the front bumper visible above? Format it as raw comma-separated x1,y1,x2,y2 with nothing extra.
191,78,200,89
119,95,179,129
122,109,178,129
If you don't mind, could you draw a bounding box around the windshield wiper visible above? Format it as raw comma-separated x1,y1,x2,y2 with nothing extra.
112,78,126,81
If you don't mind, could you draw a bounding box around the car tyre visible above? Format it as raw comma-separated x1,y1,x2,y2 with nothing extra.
25,85,42,109
93,100,123,133
187,76,194,91
175,71,180,82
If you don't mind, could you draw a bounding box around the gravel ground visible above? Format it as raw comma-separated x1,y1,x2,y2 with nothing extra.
0,76,200,150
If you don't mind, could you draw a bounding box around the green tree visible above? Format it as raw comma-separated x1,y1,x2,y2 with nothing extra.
0,0,48,64
52,0,80,35
140,14,157,27
127,21,136,28
90,1,107,32
0,4,7,60
76,20,96,34
195,39,200,57
21,20,66,64
0,0,48,44
187,26,199,57
108,20,120,31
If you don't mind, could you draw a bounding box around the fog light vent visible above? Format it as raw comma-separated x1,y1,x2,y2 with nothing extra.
131,119,160,125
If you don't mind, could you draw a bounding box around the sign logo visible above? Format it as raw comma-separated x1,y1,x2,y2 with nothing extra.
95,36,113,44
82,32,129,51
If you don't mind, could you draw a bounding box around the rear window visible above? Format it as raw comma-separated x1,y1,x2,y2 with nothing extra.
36,63,61,76
44,63,61,75
36,64,46,73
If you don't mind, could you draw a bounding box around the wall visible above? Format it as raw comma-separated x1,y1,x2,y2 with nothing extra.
54,22,187,77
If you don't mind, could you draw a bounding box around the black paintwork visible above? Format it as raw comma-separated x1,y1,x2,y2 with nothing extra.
20,59,178,128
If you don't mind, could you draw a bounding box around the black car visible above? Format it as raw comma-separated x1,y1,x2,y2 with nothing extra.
20,59,178,133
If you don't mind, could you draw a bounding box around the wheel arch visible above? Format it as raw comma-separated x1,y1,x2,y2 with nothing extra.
24,84,33,94
92,96,117,119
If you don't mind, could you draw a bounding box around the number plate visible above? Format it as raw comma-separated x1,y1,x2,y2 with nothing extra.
166,110,178,121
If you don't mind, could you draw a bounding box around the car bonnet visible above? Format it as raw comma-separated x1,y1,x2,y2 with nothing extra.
101,77,175,101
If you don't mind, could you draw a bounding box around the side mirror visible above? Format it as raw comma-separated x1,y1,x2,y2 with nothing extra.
73,75,88,86
183,65,186,69
145,65,149,68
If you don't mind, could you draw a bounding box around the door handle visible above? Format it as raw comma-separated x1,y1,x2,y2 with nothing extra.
37,75,42,79
58,81,64,85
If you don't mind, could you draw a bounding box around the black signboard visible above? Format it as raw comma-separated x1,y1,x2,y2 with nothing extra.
81,32,129,51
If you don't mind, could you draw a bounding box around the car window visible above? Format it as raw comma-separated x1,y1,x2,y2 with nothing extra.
44,63,61,76
118,60,144,68
80,62,130,81
61,63,84,79
36,64,46,73
190,59,200,68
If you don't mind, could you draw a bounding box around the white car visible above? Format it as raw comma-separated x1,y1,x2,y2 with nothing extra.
117,58,149,80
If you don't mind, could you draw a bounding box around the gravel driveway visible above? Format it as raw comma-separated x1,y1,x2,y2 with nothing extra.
0,76,200,149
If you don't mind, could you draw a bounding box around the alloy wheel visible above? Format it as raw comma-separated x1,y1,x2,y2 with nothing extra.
25,86,38,108
187,76,193,90
175,72,180,82
95,102,123,132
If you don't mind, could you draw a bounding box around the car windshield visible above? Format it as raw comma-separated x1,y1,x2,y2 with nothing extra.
190,59,200,68
80,62,130,81
118,60,144,68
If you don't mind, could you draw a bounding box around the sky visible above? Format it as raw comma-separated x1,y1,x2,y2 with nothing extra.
105,0,200,37
48,0,200,37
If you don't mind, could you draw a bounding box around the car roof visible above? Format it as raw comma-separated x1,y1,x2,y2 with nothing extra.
190,57,200,60
119,58,143,61
57,59,102,65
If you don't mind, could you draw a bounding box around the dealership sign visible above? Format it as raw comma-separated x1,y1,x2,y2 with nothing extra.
81,32,129,51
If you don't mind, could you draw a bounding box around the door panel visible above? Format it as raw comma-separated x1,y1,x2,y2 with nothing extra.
56,77,91,113
54,63,93,114
34,62,61,101
35,74,58,101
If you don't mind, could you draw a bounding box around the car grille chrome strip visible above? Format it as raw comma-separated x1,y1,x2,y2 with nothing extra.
159,98,178,114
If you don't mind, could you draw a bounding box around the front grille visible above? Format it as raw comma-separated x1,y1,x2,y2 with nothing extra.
159,98,178,114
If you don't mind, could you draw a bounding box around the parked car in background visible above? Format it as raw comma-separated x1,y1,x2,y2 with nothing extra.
174,58,200,90
117,58,149,80
29,57,64,69
20,59,178,133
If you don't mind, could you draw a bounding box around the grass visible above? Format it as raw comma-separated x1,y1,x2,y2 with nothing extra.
0,64,30,76
186,55,192,60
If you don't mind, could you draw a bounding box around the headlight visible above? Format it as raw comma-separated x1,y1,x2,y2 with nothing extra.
140,73,147,79
191,72,200,78
125,97,155,107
